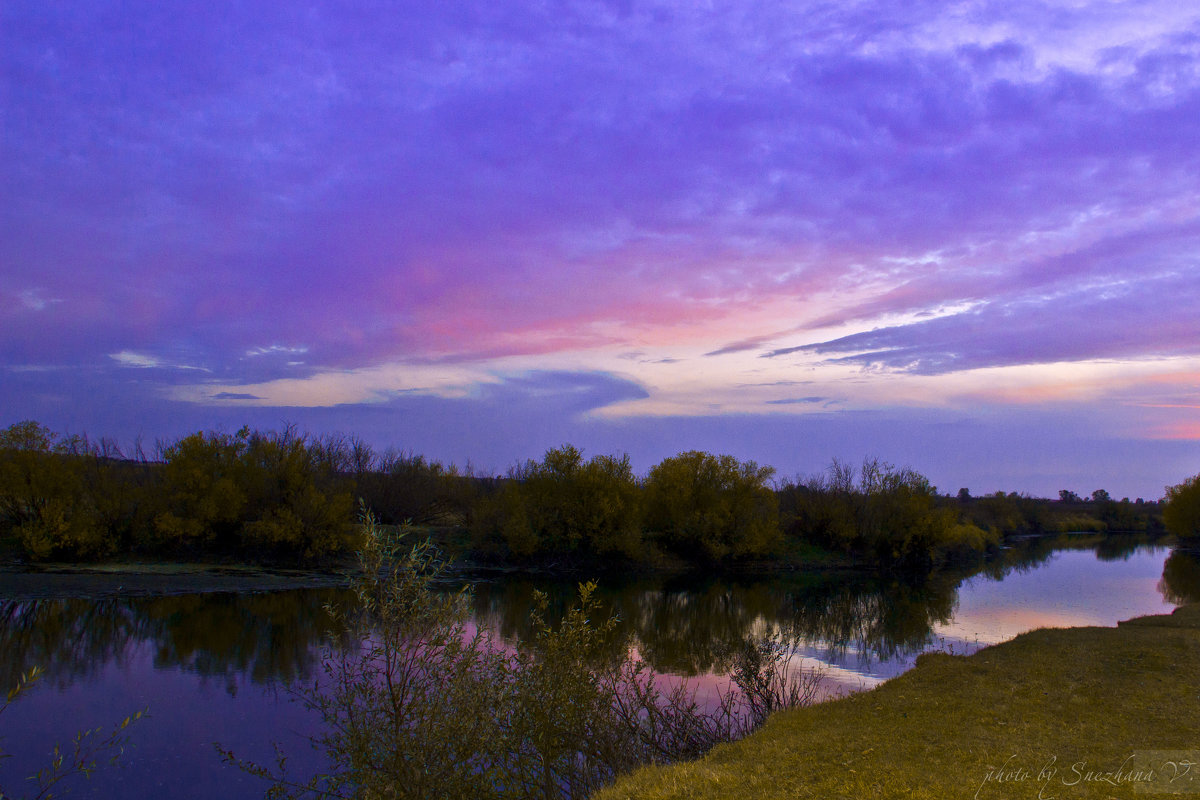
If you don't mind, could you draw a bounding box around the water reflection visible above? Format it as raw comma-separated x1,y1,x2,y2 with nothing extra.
1160,547,1200,604
0,588,348,692
468,572,964,675
0,535,1192,696
3,537,1188,800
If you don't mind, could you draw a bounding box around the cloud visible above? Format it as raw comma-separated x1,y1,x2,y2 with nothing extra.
110,351,162,369
245,345,308,358
4,0,1200,498
705,334,785,357
6,0,1199,377
777,267,1200,374
18,289,62,311
765,397,828,405
109,351,208,372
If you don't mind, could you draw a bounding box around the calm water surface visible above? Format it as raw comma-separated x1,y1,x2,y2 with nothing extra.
1,539,1195,799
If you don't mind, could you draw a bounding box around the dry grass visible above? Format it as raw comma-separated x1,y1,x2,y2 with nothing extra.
594,605,1200,800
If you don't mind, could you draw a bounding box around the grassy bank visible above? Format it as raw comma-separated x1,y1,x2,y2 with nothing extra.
595,604,1200,800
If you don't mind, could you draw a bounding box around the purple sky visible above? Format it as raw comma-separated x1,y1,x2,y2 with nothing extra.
3,1,1199,499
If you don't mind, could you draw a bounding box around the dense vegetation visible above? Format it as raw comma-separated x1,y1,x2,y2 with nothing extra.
0,420,1170,571
221,513,822,800
777,459,995,571
1164,472,1200,541
0,421,357,561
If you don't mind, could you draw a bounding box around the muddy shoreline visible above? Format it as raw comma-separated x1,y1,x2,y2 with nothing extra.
0,560,355,600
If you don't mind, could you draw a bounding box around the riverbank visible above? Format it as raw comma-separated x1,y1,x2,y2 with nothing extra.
0,528,1171,601
0,560,354,600
594,604,1200,799
0,520,870,601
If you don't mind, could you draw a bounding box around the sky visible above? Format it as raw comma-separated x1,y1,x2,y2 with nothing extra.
3,0,1199,499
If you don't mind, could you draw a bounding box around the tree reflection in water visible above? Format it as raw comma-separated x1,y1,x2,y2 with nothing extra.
0,536,1181,800
1160,547,1200,605
0,588,348,693
0,533,1184,699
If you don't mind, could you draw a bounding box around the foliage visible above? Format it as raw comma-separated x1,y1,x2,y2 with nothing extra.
1164,472,1200,540
2,420,1168,568
473,445,644,561
643,451,779,562
150,427,355,558
0,421,132,560
222,512,822,800
307,434,477,527
151,429,250,547
962,489,1161,537
0,666,146,800
779,458,996,571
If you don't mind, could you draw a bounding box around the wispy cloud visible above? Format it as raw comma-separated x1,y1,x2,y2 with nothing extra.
110,351,163,369
5,0,1200,495
18,289,62,311
765,397,829,405
109,351,208,371
245,345,308,358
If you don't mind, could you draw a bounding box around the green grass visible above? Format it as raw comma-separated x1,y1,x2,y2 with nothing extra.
594,605,1200,799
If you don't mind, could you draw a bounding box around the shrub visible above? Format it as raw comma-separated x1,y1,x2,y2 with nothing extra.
1164,473,1200,540
643,451,779,562
150,427,354,559
473,446,644,561
222,512,822,800
0,421,119,560
779,458,997,571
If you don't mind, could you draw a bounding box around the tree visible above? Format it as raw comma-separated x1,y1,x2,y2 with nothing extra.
473,446,643,560
150,427,354,558
1164,473,1200,540
0,421,112,559
780,459,994,570
151,429,250,547
643,451,779,562
1058,490,1082,504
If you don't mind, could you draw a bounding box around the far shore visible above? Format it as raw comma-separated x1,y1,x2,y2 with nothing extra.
0,560,355,600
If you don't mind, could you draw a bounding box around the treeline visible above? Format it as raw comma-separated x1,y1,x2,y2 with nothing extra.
472,447,779,565
0,421,359,561
777,460,1000,571
955,487,1165,538
0,421,1175,571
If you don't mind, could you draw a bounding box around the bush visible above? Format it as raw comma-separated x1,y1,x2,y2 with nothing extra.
150,427,355,559
222,512,822,800
643,451,779,562
151,430,249,548
0,421,120,560
473,446,644,561
1164,473,1200,540
337,437,476,526
779,458,997,571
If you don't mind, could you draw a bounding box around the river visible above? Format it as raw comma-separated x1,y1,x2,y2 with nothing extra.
0,535,1195,799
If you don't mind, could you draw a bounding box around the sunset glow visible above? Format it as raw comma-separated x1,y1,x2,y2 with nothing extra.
3,0,1199,496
